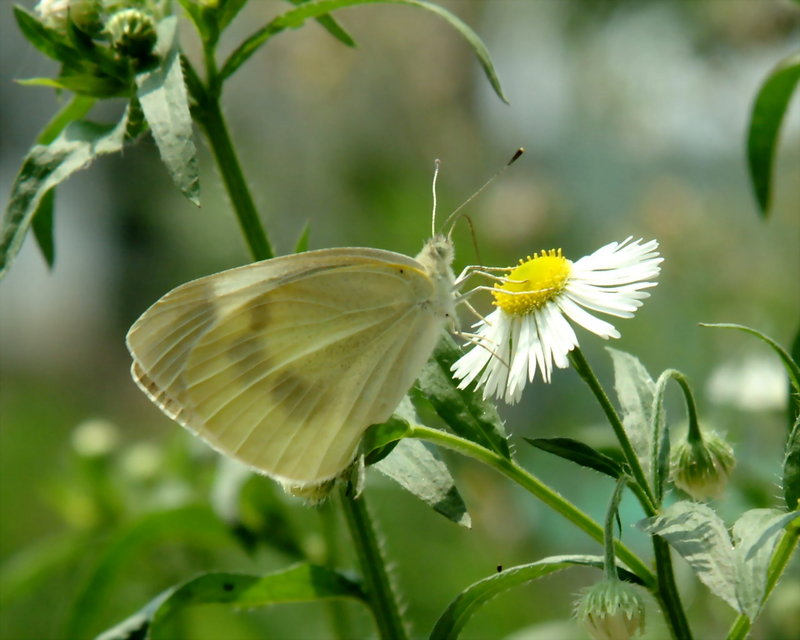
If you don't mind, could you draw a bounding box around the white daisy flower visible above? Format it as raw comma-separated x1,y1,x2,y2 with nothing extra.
452,237,662,404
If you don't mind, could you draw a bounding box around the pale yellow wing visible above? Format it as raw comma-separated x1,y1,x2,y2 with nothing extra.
127,248,445,485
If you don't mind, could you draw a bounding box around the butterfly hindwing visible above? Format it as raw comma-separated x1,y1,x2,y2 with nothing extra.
128,248,446,484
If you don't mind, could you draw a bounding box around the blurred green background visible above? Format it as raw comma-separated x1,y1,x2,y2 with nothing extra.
1,1,799,638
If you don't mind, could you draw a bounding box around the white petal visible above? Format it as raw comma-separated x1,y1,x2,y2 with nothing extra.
558,295,620,339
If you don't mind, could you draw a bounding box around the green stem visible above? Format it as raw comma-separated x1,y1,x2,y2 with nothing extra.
726,523,800,640
569,349,692,640
569,348,656,509
195,97,274,261
652,537,693,640
603,479,627,582
37,95,95,144
339,489,408,640
407,424,656,588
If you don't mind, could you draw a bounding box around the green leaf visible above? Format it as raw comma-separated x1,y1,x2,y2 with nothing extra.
221,0,507,104
415,335,510,458
150,566,366,640
607,348,660,489
136,17,200,205
746,52,800,217
784,418,800,510
362,414,411,465
13,6,85,68
374,438,471,527
525,437,624,479
66,505,236,639
294,221,311,253
430,555,643,640
732,509,800,620
288,0,357,47
218,0,251,32
638,501,738,612
31,188,55,266
1,106,130,280
95,565,367,640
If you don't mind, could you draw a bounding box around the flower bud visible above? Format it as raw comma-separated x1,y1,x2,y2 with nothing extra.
35,0,100,33
105,8,157,61
671,430,735,500
281,478,336,505
575,580,645,640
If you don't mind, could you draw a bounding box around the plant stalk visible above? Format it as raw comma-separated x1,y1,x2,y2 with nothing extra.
339,489,408,640
195,97,274,261
408,424,656,588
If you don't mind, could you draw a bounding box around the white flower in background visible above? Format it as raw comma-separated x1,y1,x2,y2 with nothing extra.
452,237,662,403
706,354,788,411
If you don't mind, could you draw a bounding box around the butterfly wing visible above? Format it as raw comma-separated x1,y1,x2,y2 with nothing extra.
127,248,447,485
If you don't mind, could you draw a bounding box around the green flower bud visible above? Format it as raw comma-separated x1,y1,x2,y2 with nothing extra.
105,8,157,61
671,429,736,500
575,580,645,640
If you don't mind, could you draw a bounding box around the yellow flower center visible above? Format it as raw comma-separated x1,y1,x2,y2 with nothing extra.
492,249,571,315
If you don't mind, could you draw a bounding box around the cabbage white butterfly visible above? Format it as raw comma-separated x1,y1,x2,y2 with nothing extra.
126,151,522,487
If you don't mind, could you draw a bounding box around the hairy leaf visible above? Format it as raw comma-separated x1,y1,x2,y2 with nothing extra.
1,107,130,280
638,501,738,611
136,17,200,205
607,348,660,488
374,438,470,527
732,509,800,620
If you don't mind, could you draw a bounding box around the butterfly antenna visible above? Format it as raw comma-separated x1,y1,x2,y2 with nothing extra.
442,147,524,236
431,158,441,237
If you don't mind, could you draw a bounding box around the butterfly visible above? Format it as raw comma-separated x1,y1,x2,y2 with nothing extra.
126,234,462,490
126,151,522,488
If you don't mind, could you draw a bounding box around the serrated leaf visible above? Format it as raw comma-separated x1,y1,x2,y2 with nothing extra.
746,52,800,217
525,437,624,479
221,0,507,104
430,555,642,640
607,348,660,488
374,438,471,527
416,335,510,458
136,17,200,205
638,501,738,611
784,419,800,510
95,565,367,640
732,508,800,620
66,506,236,639
1,106,130,280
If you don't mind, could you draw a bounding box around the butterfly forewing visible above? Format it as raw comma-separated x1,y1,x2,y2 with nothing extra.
127,247,451,485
